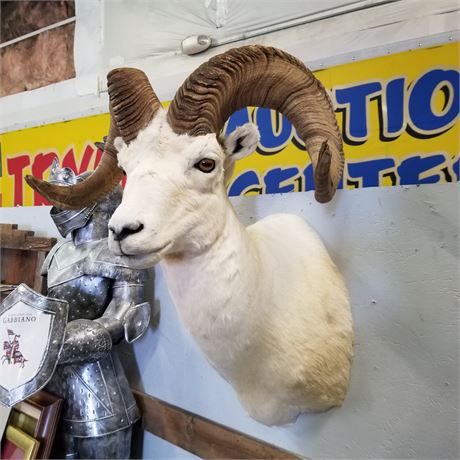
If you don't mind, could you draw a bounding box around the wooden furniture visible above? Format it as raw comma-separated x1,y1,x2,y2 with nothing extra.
10,390,63,459
0,224,56,301
133,390,302,459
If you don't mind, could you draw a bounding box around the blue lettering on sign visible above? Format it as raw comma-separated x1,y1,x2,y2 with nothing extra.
381,78,406,140
335,81,382,144
227,153,456,196
228,170,261,196
303,164,315,191
347,159,395,187
264,167,299,193
408,69,460,137
225,69,458,152
223,67,458,195
397,154,447,184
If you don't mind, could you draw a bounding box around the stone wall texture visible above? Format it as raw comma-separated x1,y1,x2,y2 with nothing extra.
0,1,75,97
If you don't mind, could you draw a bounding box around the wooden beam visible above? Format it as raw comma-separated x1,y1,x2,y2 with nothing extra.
132,390,303,460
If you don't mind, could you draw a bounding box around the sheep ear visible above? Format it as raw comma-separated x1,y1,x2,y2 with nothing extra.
224,123,260,161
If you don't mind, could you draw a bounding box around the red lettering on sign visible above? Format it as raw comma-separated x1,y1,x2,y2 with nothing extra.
62,144,99,174
5,144,121,207
7,155,30,206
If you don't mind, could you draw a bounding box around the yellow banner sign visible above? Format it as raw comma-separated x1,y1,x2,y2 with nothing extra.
0,42,458,207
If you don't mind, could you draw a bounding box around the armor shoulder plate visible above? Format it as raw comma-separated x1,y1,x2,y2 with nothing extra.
84,238,147,283
45,239,102,288
40,238,70,276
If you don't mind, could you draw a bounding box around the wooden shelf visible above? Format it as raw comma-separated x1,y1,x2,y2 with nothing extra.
0,223,57,300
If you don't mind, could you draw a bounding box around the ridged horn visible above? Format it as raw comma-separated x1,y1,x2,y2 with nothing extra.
26,68,161,209
167,45,343,203
108,68,161,144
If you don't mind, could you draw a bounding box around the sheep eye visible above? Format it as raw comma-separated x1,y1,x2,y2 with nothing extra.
195,158,215,173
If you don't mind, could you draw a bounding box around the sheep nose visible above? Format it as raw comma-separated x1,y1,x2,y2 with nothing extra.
109,223,144,241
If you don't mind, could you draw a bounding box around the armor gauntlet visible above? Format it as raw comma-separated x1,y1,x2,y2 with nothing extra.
95,302,151,344
58,319,112,365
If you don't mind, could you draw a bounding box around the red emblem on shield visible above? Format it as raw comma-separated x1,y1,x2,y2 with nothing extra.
2,328,28,368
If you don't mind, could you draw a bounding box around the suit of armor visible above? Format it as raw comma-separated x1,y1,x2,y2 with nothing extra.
42,163,150,459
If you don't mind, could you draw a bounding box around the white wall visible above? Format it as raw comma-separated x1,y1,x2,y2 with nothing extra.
130,183,459,459
1,183,458,458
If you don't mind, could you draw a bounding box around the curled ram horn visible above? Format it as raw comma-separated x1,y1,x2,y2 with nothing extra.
26,68,162,209
26,46,344,207
167,45,344,202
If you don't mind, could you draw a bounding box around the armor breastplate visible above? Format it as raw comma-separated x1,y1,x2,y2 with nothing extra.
45,240,111,320
46,353,139,437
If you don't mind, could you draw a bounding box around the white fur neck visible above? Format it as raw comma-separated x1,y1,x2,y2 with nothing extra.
160,201,261,373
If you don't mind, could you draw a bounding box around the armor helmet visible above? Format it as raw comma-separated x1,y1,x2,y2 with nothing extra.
49,160,122,238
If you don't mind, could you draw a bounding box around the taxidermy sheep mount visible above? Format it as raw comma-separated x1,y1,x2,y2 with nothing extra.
26,45,353,426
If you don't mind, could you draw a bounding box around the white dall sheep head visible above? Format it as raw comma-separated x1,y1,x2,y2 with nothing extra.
26,45,345,256
107,111,260,267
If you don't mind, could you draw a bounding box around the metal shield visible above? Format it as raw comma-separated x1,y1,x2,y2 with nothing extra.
0,284,68,407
